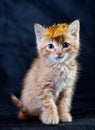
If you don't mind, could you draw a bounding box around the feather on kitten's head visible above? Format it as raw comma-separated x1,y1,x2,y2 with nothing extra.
34,20,80,64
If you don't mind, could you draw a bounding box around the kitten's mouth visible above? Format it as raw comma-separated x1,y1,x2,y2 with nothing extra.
55,56,63,60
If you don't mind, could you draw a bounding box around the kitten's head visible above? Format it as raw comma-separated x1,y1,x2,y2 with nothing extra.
34,20,80,64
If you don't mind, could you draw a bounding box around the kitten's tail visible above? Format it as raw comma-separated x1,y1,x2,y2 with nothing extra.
11,95,22,109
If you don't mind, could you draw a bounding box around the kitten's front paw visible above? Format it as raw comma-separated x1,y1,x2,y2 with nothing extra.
60,113,72,122
40,112,59,124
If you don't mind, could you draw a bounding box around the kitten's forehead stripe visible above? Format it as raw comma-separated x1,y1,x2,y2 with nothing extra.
54,35,65,44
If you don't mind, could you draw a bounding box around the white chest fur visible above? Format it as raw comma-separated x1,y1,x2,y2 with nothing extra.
53,65,71,101
54,80,65,100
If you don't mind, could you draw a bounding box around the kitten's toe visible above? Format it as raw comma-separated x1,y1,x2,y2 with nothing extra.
40,112,59,124
18,111,28,120
60,113,72,122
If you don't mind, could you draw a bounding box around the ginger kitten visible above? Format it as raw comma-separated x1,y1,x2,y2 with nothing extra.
12,20,80,124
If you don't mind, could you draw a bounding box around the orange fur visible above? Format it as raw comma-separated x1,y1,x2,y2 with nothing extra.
12,20,80,124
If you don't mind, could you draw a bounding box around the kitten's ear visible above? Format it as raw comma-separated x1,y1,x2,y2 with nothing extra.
34,24,45,42
68,20,80,39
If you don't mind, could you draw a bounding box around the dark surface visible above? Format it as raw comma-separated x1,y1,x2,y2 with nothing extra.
0,0,95,129
0,111,95,130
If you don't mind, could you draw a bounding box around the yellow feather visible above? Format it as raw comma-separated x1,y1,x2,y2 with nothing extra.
43,24,68,38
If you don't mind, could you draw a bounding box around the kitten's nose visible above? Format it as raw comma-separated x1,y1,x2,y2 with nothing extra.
57,52,62,57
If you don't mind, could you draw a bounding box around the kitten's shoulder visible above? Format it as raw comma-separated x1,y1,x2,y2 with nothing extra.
30,57,40,68
65,59,78,70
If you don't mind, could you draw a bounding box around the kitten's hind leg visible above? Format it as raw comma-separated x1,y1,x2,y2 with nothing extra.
12,95,31,120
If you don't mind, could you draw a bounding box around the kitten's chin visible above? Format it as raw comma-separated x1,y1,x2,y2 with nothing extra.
53,58,64,64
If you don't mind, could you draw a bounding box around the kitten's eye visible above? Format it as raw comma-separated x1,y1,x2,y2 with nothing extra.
62,42,70,48
48,44,54,49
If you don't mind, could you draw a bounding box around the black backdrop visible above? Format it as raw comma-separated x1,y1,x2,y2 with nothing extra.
0,0,95,117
